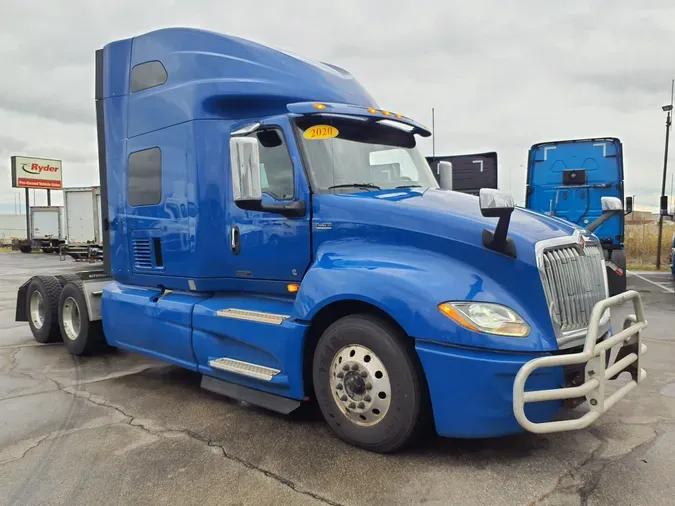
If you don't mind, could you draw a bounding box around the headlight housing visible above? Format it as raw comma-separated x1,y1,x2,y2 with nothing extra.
438,302,530,337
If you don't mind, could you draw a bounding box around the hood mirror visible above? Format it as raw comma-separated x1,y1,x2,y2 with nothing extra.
586,196,623,233
479,188,515,217
479,188,517,258
601,196,623,212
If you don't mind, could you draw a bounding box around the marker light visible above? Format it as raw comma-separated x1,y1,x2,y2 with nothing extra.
394,113,404,119
381,110,392,116
287,283,300,293
313,103,327,110
367,108,378,114
438,302,530,337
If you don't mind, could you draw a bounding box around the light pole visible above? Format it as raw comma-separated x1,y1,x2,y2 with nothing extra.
656,96,673,269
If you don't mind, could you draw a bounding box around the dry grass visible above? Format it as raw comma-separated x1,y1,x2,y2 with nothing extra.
625,221,675,267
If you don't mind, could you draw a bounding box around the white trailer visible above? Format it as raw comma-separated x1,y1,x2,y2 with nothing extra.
62,186,103,261
32,206,63,240
16,206,65,254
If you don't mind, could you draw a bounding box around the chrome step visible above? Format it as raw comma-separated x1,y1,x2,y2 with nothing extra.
216,308,289,325
209,357,281,381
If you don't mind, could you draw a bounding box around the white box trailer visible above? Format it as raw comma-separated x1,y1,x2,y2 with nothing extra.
62,186,103,261
16,206,65,254
31,206,63,240
64,186,102,244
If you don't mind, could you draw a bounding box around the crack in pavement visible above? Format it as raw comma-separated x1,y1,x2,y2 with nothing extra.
7,370,343,506
0,422,126,466
534,425,661,505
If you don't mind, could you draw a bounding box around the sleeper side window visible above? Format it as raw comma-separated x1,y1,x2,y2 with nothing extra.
128,147,162,206
250,129,294,201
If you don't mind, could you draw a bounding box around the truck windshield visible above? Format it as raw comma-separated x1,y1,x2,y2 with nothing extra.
294,116,438,193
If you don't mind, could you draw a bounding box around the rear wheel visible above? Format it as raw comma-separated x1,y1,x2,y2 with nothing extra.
26,276,62,343
19,245,32,254
58,281,106,356
312,314,427,453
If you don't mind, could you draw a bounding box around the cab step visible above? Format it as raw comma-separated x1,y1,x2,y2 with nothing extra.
200,375,301,414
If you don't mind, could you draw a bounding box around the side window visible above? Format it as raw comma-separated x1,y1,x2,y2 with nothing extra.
130,61,168,93
252,129,294,200
128,147,162,206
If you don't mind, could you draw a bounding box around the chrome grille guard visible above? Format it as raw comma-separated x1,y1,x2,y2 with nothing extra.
513,290,647,434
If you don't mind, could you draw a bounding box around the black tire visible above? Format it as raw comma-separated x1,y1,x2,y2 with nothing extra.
19,245,32,254
312,314,428,453
56,274,81,288
42,248,55,254
58,281,106,356
26,276,63,343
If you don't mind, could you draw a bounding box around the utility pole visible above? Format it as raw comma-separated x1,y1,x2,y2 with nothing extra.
656,79,674,269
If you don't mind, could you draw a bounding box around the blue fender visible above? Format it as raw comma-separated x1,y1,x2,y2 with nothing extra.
292,241,558,353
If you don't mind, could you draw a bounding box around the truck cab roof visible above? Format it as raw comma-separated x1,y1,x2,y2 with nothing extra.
98,27,382,139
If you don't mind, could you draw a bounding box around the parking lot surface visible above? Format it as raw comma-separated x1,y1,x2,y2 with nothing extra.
1,253,674,506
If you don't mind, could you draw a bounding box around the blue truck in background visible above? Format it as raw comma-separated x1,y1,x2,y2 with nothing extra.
525,138,633,296
15,28,648,453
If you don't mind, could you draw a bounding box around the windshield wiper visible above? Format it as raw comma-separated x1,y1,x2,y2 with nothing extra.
395,184,422,188
327,183,381,191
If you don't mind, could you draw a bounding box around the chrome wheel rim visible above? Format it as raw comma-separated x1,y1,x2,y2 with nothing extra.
329,344,391,426
62,297,81,341
29,290,45,330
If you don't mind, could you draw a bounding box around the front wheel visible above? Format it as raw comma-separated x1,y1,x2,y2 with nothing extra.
312,314,428,453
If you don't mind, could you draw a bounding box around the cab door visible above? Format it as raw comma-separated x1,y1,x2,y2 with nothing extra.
226,118,311,282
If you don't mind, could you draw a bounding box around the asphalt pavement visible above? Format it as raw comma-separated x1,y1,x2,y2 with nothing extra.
1,252,674,506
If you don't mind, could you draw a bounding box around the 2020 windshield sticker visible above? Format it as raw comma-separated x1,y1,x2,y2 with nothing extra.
303,125,339,140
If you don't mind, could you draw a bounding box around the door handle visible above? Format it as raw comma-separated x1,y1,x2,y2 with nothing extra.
230,225,241,255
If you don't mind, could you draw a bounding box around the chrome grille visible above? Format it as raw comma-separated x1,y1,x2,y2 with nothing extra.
540,243,606,333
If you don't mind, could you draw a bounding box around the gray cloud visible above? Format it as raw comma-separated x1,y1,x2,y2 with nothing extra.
0,0,673,214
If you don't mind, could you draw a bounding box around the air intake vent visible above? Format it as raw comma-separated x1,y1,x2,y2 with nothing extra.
132,238,153,269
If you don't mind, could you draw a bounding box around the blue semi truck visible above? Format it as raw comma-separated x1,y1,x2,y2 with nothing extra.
525,138,633,296
15,28,648,453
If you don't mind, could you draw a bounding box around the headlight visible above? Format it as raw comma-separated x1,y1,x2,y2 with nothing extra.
438,302,530,337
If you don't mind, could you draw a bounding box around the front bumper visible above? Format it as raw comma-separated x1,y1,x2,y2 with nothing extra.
415,290,647,439
513,290,647,433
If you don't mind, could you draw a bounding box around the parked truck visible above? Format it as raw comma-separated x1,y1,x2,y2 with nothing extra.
61,186,104,261
525,138,632,296
426,152,498,196
16,205,64,254
15,28,647,453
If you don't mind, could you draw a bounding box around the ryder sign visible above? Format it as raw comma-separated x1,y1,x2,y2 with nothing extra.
11,156,63,189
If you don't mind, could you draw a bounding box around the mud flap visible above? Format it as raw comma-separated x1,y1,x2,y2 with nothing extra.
15,279,30,322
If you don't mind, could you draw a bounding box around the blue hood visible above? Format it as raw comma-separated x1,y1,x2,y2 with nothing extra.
306,187,581,352
314,188,579,266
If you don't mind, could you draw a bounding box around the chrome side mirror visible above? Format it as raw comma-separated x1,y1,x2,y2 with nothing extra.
601,196,623,212
587,196,623,232
230,137,262,208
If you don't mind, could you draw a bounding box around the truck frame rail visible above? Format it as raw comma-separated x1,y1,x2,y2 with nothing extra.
513,290,647,434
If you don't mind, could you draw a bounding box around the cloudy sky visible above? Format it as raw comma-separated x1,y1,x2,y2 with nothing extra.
1,0,674,216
